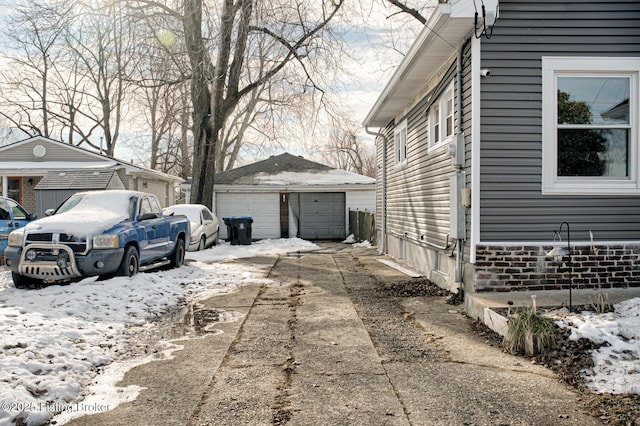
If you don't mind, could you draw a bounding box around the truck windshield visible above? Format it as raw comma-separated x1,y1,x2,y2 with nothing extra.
55,194,84,214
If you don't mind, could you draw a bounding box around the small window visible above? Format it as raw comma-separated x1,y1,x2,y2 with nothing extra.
148,196,162,215
428,82,455,150
542,57,639,194
394,119,408,165
140,198,153,216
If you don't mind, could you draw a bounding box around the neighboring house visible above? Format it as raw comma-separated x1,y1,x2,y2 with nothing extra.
363,1,640,304
0,136,183,216
211,153,375,240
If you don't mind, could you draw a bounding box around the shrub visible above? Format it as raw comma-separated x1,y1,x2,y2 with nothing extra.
503,308,557,357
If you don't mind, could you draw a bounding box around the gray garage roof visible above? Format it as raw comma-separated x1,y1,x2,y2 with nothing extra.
34,169,120,190
215,153,366,185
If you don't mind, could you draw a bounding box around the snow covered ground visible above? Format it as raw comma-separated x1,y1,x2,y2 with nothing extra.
556,298,640,395
0,238,319,426
0,237,639,425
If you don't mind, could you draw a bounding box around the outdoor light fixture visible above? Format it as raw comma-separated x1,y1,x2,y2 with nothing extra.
546,221,572,312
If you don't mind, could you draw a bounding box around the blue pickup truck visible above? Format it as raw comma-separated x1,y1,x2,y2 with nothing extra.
0,197,37,254
4,190,189,288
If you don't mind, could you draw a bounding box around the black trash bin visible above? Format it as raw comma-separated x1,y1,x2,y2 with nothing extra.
223,217,237,244
233,216,253,245
223,216,253,245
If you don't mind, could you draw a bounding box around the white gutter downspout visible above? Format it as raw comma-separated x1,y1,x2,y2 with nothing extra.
454,33,473,284
365,127,387,256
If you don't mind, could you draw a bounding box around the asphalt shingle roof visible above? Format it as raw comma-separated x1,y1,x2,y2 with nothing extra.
214,153,333,185
34,169,118,190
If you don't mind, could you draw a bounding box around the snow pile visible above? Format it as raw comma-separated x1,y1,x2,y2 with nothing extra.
0,238,318,425
342,234,371,248
559,297,640,394
343,234,356,244
353,240,372,248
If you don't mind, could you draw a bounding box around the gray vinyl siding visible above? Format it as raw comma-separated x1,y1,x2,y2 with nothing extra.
382,66,458,249
0,140,107,163
375,127,391,229
479,0,640,242
461,40,473,256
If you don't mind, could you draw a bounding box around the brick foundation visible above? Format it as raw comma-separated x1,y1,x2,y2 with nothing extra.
474,244,640,292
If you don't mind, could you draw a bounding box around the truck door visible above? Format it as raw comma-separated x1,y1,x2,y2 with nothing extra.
137,197,162,262
147,196,171,255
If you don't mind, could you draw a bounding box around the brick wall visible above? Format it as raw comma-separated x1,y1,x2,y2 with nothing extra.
474,244,640,292
22,178,41,213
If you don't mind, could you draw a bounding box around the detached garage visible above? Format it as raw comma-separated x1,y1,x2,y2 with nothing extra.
212,153,375,241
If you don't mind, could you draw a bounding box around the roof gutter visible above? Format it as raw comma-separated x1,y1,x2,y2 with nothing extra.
365,127,387,256
363,5,449,126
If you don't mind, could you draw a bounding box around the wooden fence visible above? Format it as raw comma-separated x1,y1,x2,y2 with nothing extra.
348,210,376,245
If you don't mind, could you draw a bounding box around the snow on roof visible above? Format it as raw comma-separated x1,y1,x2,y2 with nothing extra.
254,169,374,186
164,204,205,222
213,153,374,186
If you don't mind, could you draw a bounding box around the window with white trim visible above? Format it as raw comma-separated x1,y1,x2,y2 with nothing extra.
394,118,407,165
542,57,640,194
428,82,455,150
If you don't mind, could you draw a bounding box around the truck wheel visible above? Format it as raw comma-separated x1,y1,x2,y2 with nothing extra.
116,246,139,277
169,238,185,268
12,272,43,289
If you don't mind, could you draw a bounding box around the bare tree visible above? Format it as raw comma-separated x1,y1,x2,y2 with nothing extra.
0,0,422,187
59,2,139,155
0,0,144,156
128,0,345,208
325,119,376,178
384,0,428,23
0,0,71,138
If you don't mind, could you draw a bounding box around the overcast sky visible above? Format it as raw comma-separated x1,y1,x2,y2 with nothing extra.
0,0,433,165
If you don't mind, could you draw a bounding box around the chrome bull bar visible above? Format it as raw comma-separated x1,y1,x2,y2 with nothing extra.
18,243,82,281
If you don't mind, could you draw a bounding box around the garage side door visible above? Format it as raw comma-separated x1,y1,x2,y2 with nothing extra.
216,192,280,239
298,192,345,240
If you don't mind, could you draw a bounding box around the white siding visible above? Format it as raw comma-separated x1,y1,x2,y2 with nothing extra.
346,190,375,213
215,192,280,239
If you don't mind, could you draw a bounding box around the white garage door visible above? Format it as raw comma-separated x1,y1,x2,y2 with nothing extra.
298,192,345,240
216,192,280,240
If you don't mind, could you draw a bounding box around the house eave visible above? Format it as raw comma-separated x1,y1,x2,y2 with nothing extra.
363,4,475,128
213,184,375,193
0,162,116,174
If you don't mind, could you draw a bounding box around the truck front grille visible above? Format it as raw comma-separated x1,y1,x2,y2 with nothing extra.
25,232,88,254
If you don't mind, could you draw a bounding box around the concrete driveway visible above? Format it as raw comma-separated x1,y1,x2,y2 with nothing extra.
65,244,601,426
